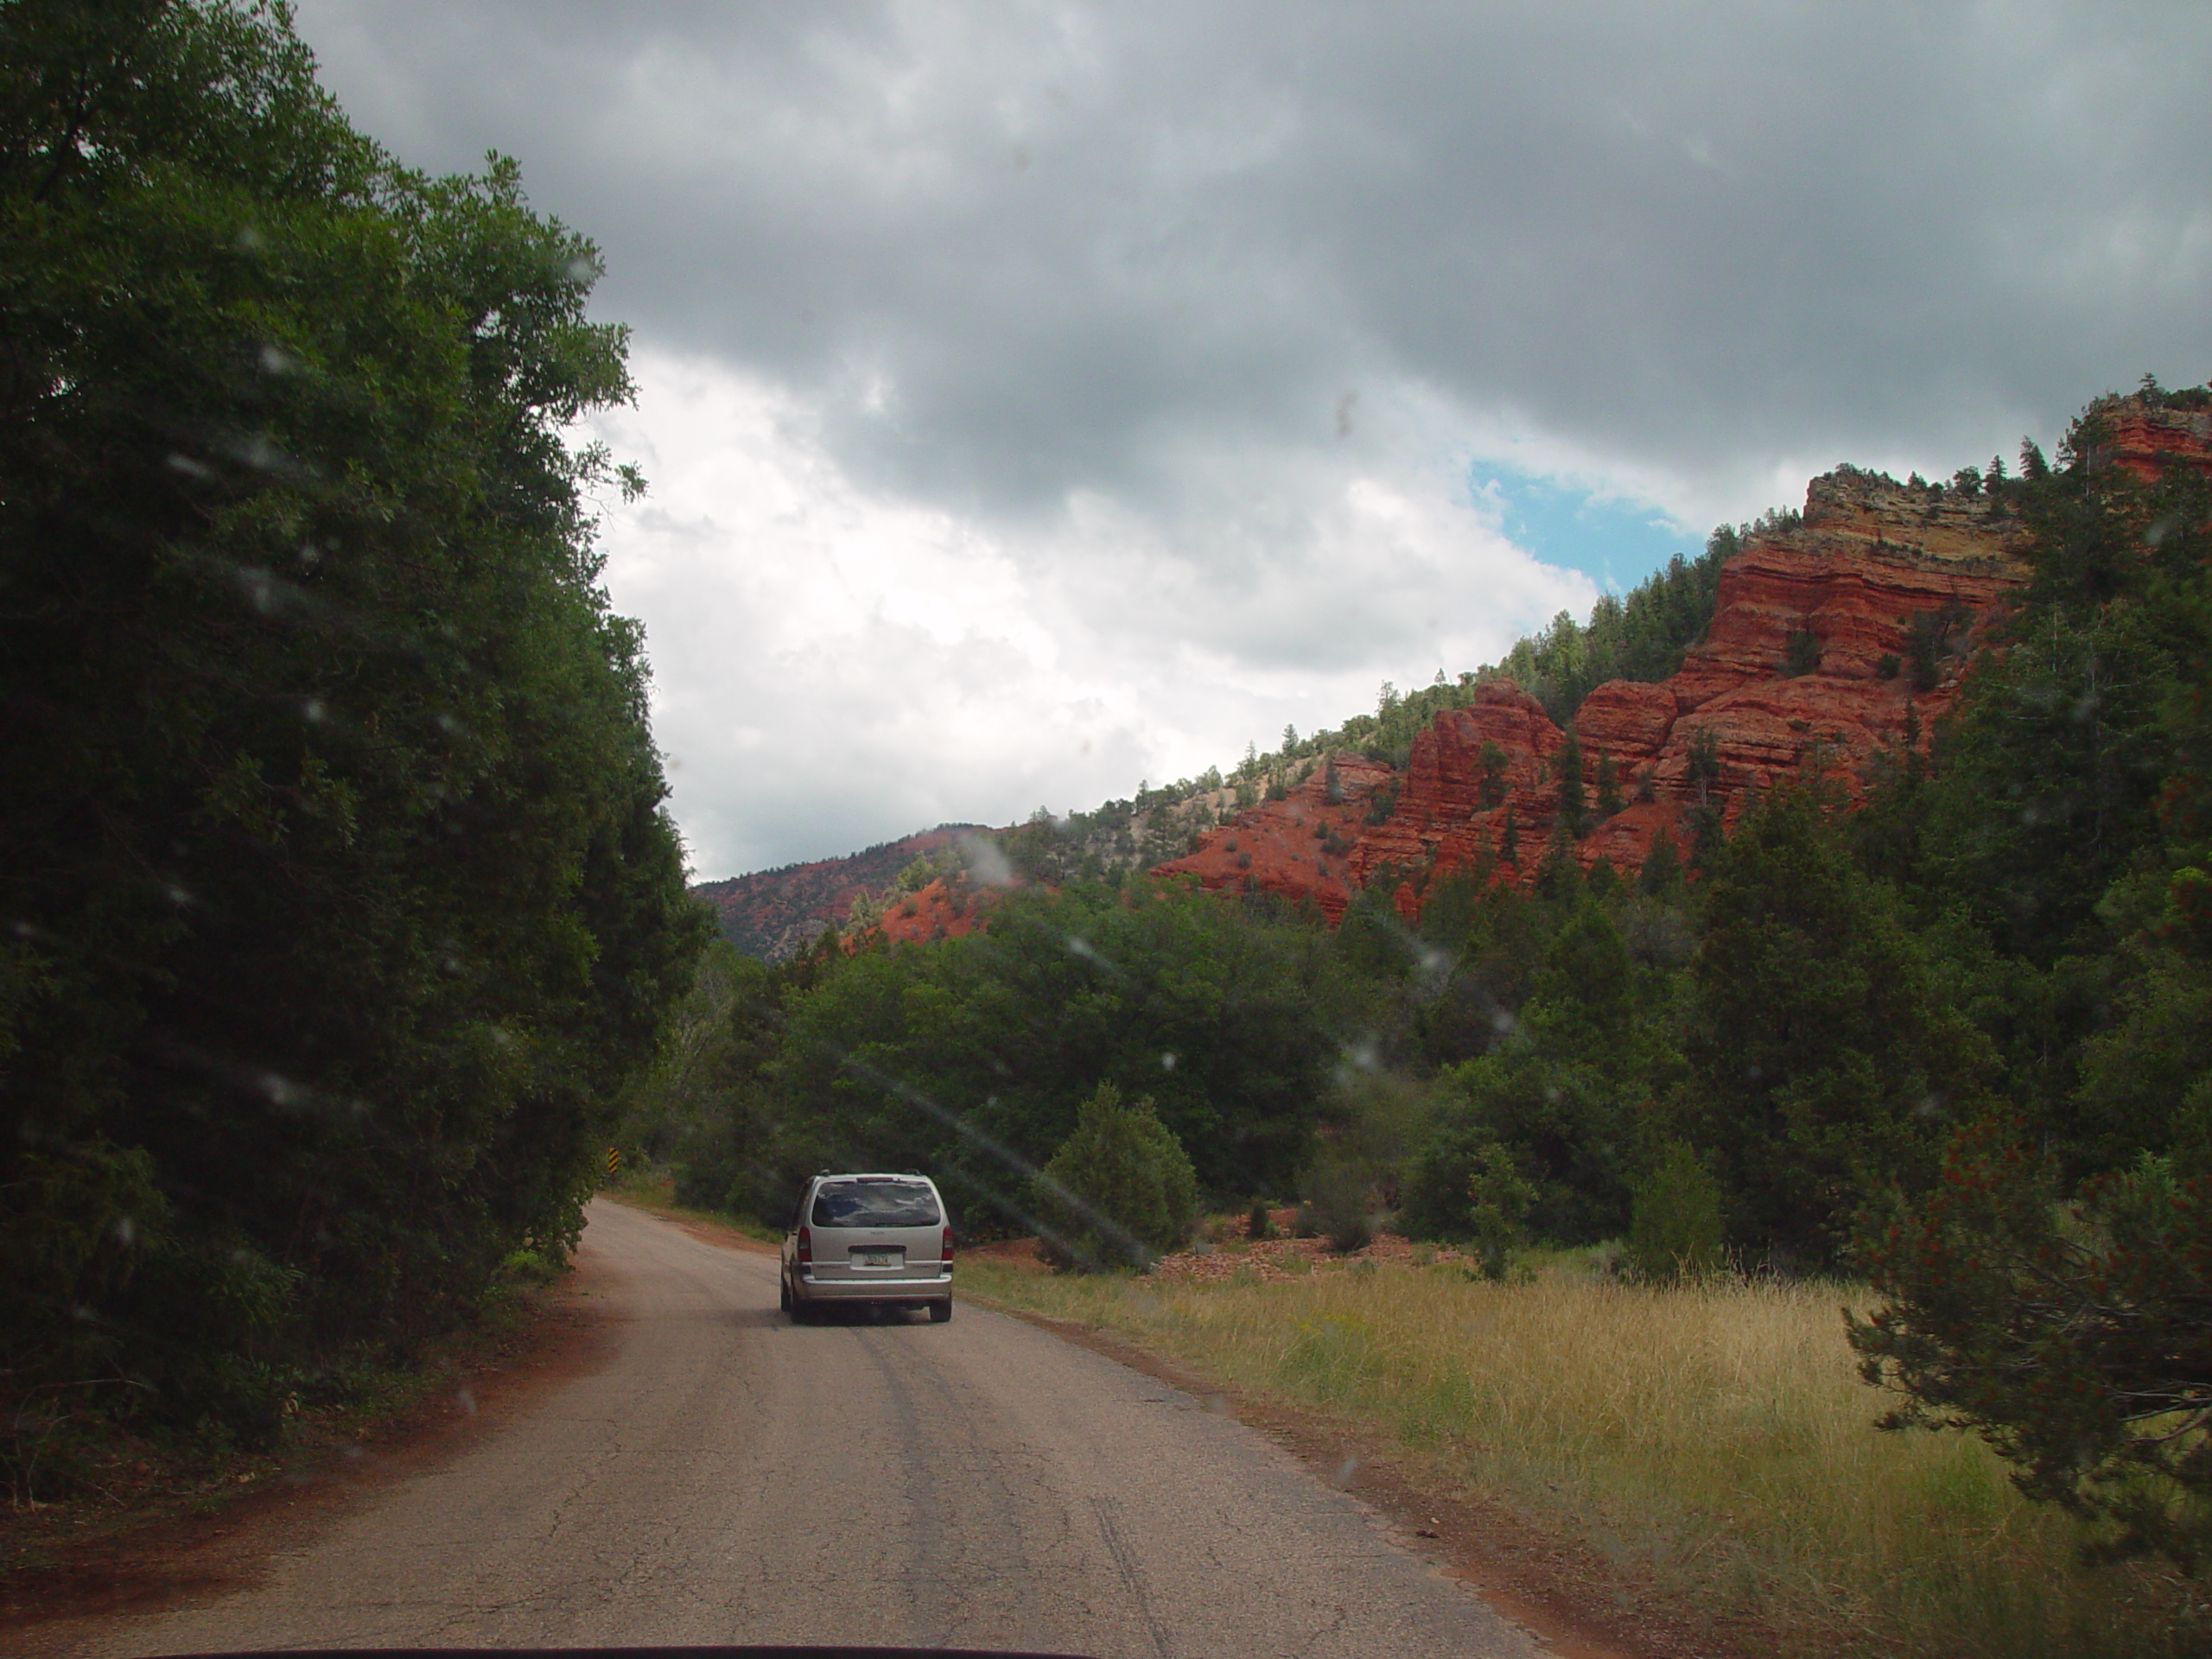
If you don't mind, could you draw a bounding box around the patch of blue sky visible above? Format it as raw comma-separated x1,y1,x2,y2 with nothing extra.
1469,462,1702,594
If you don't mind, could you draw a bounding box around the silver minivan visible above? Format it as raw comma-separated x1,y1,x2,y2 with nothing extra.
780,1172,954,1323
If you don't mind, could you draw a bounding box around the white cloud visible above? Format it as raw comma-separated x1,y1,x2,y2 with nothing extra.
594,351,1586,876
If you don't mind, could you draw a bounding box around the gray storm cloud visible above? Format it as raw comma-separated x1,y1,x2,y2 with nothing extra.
293,0,2212,524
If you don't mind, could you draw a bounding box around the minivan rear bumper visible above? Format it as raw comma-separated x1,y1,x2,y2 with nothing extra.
794,1268,952,1304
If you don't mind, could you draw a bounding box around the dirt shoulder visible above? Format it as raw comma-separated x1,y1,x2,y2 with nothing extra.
0,1260,612,1647
1,1198,753,1645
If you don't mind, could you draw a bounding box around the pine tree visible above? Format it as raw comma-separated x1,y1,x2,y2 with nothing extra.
1478,740,1510,809
1684,787,1993,1267
1595,753,1624,819
1637,828,1683,895
1555,728,1589,837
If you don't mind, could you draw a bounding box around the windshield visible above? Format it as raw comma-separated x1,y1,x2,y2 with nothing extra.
811,1179,941,1229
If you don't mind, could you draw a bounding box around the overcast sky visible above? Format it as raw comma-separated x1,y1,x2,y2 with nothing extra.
289,0,2212,880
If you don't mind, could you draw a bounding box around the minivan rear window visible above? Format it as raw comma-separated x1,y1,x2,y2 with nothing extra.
811,1179,941,1228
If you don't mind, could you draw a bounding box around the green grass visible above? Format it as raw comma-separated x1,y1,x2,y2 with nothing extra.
958,1252,2208,1657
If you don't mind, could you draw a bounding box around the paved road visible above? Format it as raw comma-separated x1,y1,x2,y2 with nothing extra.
57,1199,1536,1658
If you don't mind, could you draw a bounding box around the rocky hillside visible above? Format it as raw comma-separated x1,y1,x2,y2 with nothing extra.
1157,459,2040,917
695,825,988,960
701,390,2212,949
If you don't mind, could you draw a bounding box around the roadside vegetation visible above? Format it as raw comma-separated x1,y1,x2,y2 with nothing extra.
959,1249,2209,1658
2,0,706,1505
3,1246,565,1589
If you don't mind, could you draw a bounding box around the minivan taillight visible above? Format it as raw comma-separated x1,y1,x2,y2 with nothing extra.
797,1224,812,1264
942,1225,955,1263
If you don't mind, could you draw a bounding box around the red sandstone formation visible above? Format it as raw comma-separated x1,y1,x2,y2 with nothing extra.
698,393,2202,946
863,874,997,949
1159,456,2044,912
1347,683,1564,887
1560,395,2211,881
2094,397,2212,484
1149,753,1395,922
1444,466,2027,895
714,394,2209,945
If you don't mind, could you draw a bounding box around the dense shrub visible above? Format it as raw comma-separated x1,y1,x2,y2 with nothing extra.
1851,1122,2212,1568
1033,1083,1199,1272
1298,1143,1382,1254
1623,1142,1726,1283
1463,1139,1537,1280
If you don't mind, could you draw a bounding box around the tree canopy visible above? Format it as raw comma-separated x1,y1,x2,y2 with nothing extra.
1,0,704,1466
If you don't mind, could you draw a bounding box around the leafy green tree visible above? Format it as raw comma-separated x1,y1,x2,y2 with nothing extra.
1686,726,1724,804
1033,1082,1198,1271
1478,740,1510,809
1397,1106,1499,1245
1298,1066,1427,1252
1463,1137,1537,1280
1843,391,2212,1568
1488,533,1731,724
1637,829,1684,896
617,941,761,1163
1421,901,1672,1243
1299,1141,1382,1253
0,0,703,1458
1554,728,1588,837
1594,753,1624,820
1414,870,1484,956
1918,591,2183,967
1533,823,1584,903
766,879,1347,1233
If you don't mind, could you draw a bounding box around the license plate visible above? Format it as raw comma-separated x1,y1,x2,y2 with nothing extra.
853,1249,903,1268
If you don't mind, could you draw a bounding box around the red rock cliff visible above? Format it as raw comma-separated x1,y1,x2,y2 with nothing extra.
2093,397,2212,484
1150,753,1395,923
1569,468,2026,880
1160,391,2212,921
1159,461,2032,912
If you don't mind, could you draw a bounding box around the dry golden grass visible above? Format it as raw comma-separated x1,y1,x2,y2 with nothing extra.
959,1254,2204,1657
